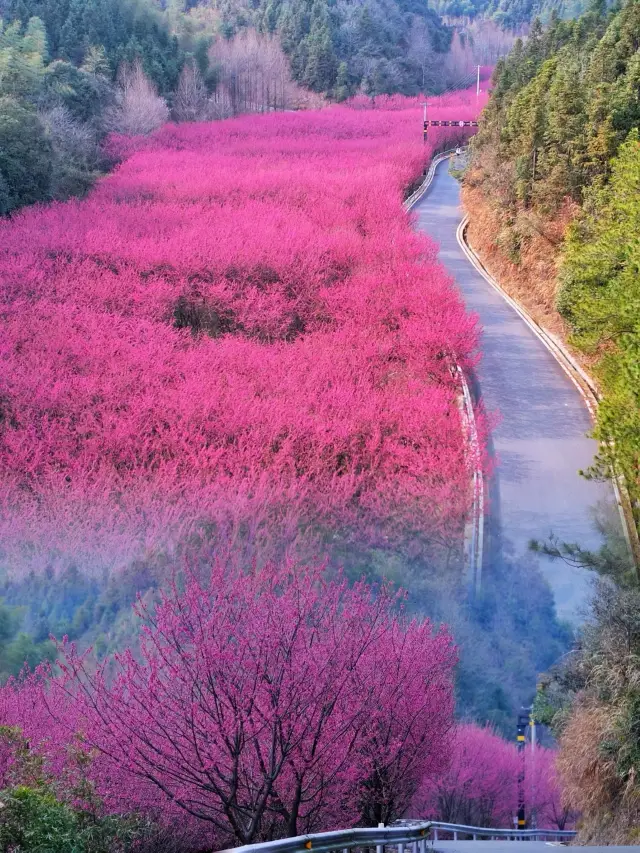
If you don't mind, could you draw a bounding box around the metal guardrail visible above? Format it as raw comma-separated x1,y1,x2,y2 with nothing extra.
220,823,433,853
426,821,576,842
218,821,577,853
456,364,484,593
403,149,455,211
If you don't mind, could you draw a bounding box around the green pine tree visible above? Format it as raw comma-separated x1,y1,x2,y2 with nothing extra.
559,129,640,517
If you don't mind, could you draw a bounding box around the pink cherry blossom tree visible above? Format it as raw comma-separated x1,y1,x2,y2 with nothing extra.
526,744,578,830
413,723,574,831
44,560,457,844
414,724,520,827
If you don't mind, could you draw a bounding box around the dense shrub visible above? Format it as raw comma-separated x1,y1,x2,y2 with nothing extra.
540,580,640,843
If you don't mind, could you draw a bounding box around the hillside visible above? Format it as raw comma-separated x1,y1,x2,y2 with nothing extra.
3,0,185,91
3,0,453,99
1,0,537,114
431,0,585,29
0,89,579,846
0,87,570,729
0,2,601,844
0,0,505,213
463,0,640,840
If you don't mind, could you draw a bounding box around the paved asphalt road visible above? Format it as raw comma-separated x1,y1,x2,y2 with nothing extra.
413,157,617,621
431,843,640,852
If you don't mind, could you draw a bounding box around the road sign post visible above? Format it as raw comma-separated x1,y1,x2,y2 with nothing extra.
421,117,478,142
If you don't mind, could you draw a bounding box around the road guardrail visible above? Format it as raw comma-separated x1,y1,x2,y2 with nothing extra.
425,820,576,842
217,820,577,853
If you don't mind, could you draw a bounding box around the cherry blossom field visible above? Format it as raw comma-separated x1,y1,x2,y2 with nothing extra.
0,88,486,580
0,88,576,850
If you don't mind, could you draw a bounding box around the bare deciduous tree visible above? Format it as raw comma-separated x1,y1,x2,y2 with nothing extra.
437,23,516,91
464,19,517,65
407,19,436,93
38,104,101,196
107,60,169,136
210,30,321,118
173,59,210,122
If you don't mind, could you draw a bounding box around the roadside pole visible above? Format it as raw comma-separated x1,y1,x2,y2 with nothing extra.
516,709,529,830
421,101,429,144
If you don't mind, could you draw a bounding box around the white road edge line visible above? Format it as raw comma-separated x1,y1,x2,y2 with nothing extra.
457,213,638,568
405,152,485,591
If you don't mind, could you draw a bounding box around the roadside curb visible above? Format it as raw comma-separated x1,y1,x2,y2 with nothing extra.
405,153,485,591
403,149,454,212
457,214,640,569
457,365,484,592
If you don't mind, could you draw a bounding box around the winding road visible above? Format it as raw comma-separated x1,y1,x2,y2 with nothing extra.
413,156,617,621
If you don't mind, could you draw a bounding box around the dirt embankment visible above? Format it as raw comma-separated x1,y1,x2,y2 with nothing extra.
461,175,598,375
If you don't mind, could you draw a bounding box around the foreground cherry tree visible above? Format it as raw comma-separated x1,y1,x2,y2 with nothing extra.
31,560,457,844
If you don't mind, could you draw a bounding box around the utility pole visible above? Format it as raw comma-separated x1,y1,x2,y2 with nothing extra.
529,710,537,829
420,100,429,145
530,714,536,752
516,709,529,831
476,64,481,98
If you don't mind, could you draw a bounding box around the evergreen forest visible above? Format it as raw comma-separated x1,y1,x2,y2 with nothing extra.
429,0,585,32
